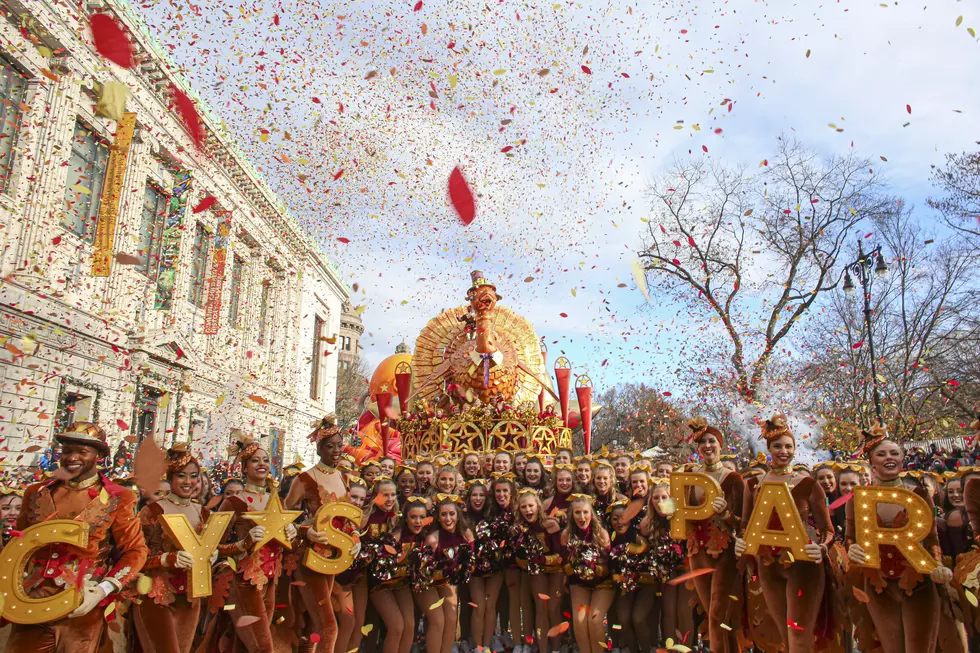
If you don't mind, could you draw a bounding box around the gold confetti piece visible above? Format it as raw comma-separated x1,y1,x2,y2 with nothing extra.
429,598,445,610
224,604,236,611
361,624,374,636
965,589,977,607
104,601,116,618
136,575,152,595
720,623,732,631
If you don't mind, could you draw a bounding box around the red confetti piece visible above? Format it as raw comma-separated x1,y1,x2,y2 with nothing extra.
332,169,344,180
52,236,62,246
500,146,514,153
581,65,592,74
413,0,423,10
702,145,709,153
828,492,853,511
90,14,134,69
714,128,723,134
310,634,321,644
9,529,23,538
336,237,351,244
172,86,204,150
787,619,804,631
193,195,216,214
852,341,864,349
116,419,129,431
559,312,568,317
448,166,476,225
906,104,912,114
621,72,630,78
667,567,715,586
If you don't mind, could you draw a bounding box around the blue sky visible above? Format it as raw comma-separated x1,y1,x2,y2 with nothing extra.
132,0,980,394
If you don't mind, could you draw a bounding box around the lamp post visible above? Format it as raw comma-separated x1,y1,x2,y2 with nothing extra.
841,239,889,426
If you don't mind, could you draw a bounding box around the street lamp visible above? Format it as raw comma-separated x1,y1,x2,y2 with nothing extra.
840,239,889,426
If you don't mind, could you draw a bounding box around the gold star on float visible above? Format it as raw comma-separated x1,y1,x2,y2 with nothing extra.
243,491,303,551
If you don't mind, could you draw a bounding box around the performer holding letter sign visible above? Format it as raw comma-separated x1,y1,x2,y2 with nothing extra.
5,422,148,653
735,414,833,653
677,418,746,653
845,426,951,653
134,443,230,653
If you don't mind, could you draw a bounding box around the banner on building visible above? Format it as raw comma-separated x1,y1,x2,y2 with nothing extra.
153,170,193,310
202,210,232,334
91,112,138,277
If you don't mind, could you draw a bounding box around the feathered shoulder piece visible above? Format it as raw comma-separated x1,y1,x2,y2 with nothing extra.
309,413,340,443
858,424,888,459
759,413,793,443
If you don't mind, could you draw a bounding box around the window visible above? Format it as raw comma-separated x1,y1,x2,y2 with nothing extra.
228,255,245,327
0,58,27,194
135,387,164,445
62,392,93,427
257,280,271,345
62,121,109,241
187,222,210,307
310,315,324,400
138,183,168,276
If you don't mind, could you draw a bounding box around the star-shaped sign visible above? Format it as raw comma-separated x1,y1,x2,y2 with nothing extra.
243,491,303,551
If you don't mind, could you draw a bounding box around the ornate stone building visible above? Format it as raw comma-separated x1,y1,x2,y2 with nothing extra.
338,301,364,371
0,0,348,470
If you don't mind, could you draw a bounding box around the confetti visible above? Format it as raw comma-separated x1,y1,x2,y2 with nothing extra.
90,14,134,69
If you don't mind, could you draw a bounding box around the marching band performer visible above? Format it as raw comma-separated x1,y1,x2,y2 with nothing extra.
735,414,834,653
7,422,148,653
369,492,423,653
590,461,625,529
133,443,216,653
413,494,474,653
513,487,563,653
687,417,745,653
562,494,614,653
847,426,953,653
465,479,495,652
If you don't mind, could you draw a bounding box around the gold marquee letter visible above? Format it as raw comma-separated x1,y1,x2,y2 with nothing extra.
0,520,90,624
852,486,937,574
742,482,812,562
668,472,722,540
159,512,234,599
303,501,363,575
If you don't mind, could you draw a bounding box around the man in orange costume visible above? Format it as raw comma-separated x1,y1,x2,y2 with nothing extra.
7,422,148,653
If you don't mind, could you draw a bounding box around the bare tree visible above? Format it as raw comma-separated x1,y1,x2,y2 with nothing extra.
592,383,691,457
639,137,894,404
335,357,371,431
929,144,980,241
799,206,980,447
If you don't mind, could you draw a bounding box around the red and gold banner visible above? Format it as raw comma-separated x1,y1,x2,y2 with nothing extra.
202,210,232,334
554,357,572,427
575,376,593,454
394,365,412,418
91,112,137,277
376,391,393,456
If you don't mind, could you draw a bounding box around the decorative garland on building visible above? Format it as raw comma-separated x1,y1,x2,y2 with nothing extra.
129,370,183,447
54,376,103,435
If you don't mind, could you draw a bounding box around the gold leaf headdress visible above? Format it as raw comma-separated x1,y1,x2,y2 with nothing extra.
760,414,793,444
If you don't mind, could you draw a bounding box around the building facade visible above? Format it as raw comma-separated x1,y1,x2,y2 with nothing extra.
338,301,364,371
0,0,349,470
